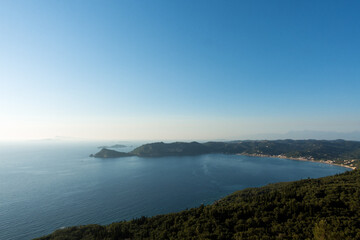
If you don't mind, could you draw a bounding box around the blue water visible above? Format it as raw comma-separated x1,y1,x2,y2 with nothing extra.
0,141,349,240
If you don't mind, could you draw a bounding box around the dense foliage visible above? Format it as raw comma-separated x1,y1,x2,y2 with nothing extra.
91,148,132,158
92,140,360,168
36,170,360,240
131,141,209,157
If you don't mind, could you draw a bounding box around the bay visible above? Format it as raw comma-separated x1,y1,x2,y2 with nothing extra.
0,142,348,240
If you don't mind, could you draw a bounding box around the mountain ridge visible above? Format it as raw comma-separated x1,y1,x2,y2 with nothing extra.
91,139,360,168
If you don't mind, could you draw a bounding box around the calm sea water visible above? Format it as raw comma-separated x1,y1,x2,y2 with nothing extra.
0,141,348,240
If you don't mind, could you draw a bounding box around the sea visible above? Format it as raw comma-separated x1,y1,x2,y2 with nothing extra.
0,141,349,240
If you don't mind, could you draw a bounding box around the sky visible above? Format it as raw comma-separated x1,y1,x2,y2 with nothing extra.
0,0,360,141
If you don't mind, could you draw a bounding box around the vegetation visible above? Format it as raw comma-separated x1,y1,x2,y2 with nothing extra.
91,140,360,168
36,170,360,240
131,141,209,157
90,148,132,158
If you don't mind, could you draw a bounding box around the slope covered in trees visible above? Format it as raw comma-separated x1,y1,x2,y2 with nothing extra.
90,148,133,158
91,140,360,168
36,170,360,240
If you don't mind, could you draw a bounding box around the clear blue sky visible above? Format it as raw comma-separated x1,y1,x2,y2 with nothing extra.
1,0,359,140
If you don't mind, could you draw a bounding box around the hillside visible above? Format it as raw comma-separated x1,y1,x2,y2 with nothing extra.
36,170,360,240
91,140,360,168
90,148,133,158
130,141,209,157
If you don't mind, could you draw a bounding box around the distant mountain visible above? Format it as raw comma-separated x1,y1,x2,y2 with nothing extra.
244,130,360,141
97,144,127,149
91,140,360,168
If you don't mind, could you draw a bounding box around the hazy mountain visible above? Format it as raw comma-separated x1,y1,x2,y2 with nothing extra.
243,130,360,141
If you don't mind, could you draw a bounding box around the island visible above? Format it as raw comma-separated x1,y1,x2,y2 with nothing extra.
35,169,360,240
90,148,133,158
91,139,360,169
97,144,127,149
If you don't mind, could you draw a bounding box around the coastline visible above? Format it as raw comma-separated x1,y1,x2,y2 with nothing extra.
238,153,357,170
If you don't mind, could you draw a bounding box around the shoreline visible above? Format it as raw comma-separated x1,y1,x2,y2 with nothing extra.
238,153,356,170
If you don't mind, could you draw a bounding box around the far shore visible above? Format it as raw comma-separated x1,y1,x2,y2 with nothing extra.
238,153,357,170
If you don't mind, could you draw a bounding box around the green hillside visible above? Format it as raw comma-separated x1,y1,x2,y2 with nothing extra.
36,170,360,240
130,141,209,157
90,148,133,158
91,140,360,168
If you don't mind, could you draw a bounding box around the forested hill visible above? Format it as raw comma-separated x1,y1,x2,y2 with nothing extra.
36,170,360,240
131,141,209,157
91,139,360,168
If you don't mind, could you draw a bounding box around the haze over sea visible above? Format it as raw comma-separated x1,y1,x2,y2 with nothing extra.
0,141,348,240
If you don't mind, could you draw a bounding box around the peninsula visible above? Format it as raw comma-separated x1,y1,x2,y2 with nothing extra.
91,139,360,169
